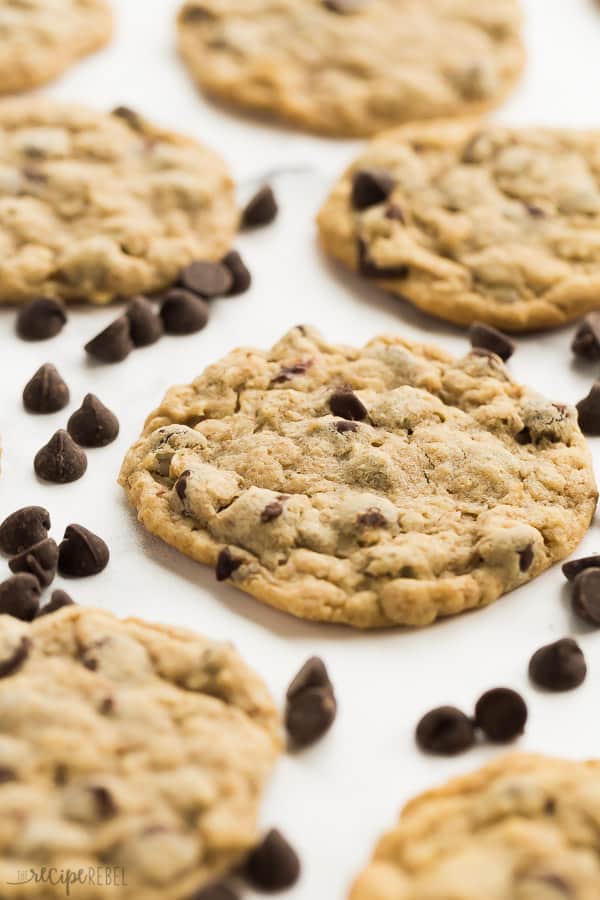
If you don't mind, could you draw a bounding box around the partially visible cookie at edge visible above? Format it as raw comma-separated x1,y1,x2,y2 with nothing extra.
119,325,596,629
318,119,600,331
0,605,280,898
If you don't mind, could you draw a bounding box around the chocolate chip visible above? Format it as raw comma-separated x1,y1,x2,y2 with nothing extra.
16,297,67,341
357,239,409,279
67,394,119,448
241,186,278,229
474,688,527,742
572,568,600,626
286,686,337,748
58,525,110,578
468,322,515,361
180,260,233,298
22,363,70,413
215,547,242,581
261,501,283,523
0,506,50,555
221,250,251,296
9,538,58,588
111,106,143,129
175,470,191,502
0,767,16,783
287,657,333,700
0,637,31,678
272,362,311,383
190,884,239,900
36,589,76,617
34,430,87,483
562,554,600,581
126,296,164,347
576,382,600,435
335,419,359,433
515,426,532,445
571,313,600,361
518,544,534,572
91,786,117,819
85,316,133,363
385,204,405,223
415,706,475,755
322,0,366,11
529,638,587,691
160,289,210,334
243,829,301,891
525,203,546,218
351,169,395,211
357,509,387,528
329,389,367,421
0,574,41,621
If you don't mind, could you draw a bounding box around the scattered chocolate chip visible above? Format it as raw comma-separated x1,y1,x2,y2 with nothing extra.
474,688,527,743
85,316,133,364
357,239,409,279
572,568,600,626
562,554,600,581
111,106,143,128
222,250,252,295
272,362,311,383
126,296,164,347
357,509,387,528
36,589,76,617
0,574,41,621
518,544,534,572
468,322,515,361
0,506,50,555
572,312,600,362
415,706,475,755
16,297,67,341
91,786,117,819
175,470,191,502
329,389,367,421
351,169,395,211
335,419,359,433
515,426,532,445
9,538,58,588
22,363,70,413
244,829,300,892
190,884,239,900
58,525,110,578
576,382,600,435
385,204,405,223
34,430,87,484
180,260,233,298
286,686,336,749
215,547,243,581
287,657,333,700
0,767,16,783
241,185,278,229
160,289,209,334
261,501,283,523
529,638,587,691
67,394,119,448
0,636,31,678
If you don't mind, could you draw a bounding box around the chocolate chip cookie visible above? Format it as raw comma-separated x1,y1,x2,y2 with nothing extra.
119,326,596,628
0,606,280,898
318,120,600,331
176,0,524,137
0,101,237,304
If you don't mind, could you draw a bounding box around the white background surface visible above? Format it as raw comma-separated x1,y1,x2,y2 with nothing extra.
2,2,600,897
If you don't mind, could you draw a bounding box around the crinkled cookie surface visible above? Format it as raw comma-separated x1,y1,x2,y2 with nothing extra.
0,0,112,95
0,101,237,303
176,0,524,137
0,606,280,899
350,754,600,900
318,119,600,331
119,326,597,629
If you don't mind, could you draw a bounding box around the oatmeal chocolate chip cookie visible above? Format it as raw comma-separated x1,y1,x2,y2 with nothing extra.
0,0,112,95
350,754,600,899
318,119,600,331
0,101,237,304
119,326,596,629
176,0,524,138
0,606,280,899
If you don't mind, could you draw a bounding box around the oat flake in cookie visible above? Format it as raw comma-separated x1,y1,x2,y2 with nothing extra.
0,101,237,304
0,0,112,95
119,326,596,629
0,606,280,898
176,0,523,138
318,120,600,331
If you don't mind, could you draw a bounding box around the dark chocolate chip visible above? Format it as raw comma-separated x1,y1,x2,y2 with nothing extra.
222,250,252,296
351,169,395,211
126,296,164,347
571,313,600,362
0,767,16,783
572,568,600,626
85,316,133,363
576,382,600,435
189,884,239,900
9,538,58,587
272,362,312,383
0,637,31,678
91,786,117,819
357,239,409,279
175,470,191,502
160,289,209,335
518,544,534,572
36,589,76,617
0,575,41,621
58,524,110,578
34,430,87,483
415,706,475,755
180,260,233,299
22,363,70,413
335,419,359,433
357,509,387,528
474,688,527,743
67,394,119,448
515,426,532,445
287,657,333,701
0,506,50,555
215,548,242,582
285,686,337,748
241,186,278,229
322,0,366,11
468,322,515,362
562,554,600,581
329,389,367,421
529,638,587,691
111,106,143,129
261,501,283,523
243,829,301,891
16,297,67,341
385,204,405,223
